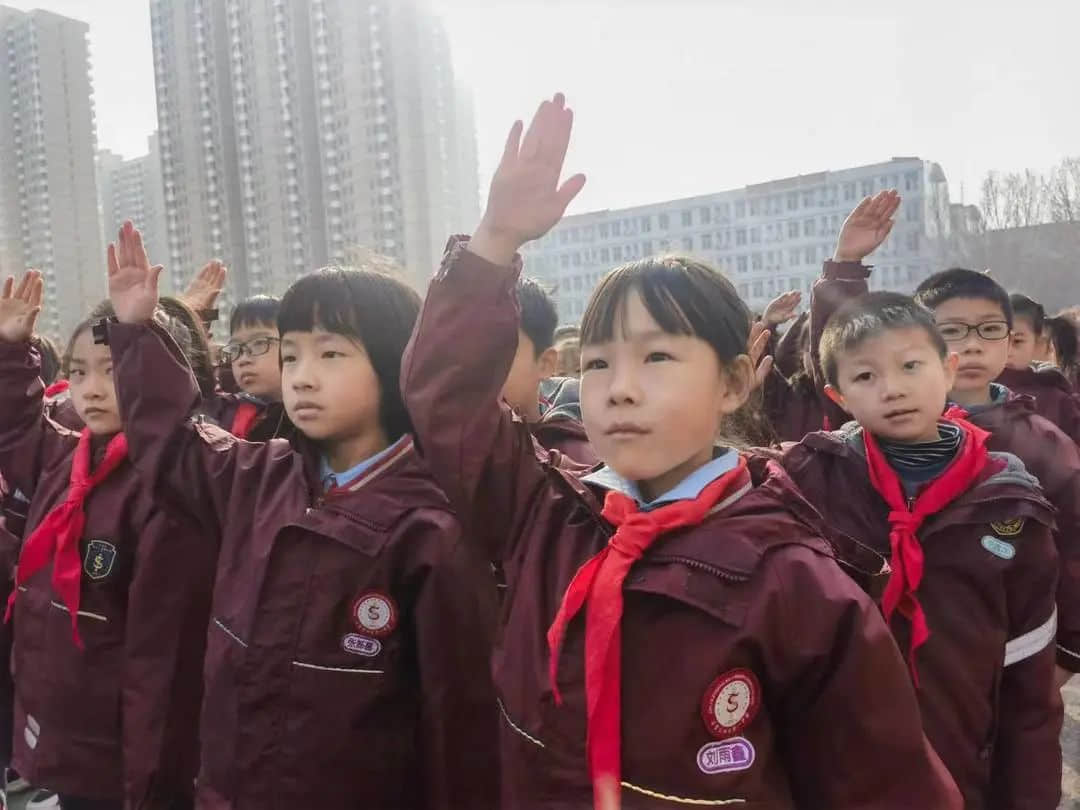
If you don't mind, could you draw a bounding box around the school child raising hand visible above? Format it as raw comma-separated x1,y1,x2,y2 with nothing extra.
402,94,961,809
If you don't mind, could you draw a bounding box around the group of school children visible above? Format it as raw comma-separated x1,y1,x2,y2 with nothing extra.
0,92,1079,810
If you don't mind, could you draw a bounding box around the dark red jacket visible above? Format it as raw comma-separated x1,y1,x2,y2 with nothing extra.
964,389,1080,672
400,239,961,810
780,426,1062,810
108,322,499,810
199,392,293,443
762,262,865,441
0,341,216,807
996,365,1080,444
534,377,598,466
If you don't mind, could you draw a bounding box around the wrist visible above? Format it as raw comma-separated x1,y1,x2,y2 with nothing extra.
468,221,523,267
832,251,864,263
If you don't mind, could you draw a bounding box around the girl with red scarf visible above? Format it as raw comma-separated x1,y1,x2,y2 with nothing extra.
401,94,961,809
0,267,215,810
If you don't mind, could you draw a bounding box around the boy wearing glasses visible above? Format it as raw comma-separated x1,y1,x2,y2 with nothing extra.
213,296,289,440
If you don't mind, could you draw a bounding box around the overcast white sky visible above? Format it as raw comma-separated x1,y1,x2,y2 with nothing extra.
6,0,1078,215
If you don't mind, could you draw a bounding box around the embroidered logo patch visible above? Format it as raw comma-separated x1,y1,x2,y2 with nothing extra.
702,669,761,739
990,518,1025,537
83,540,117,580
341,633,382,657
697,738,756,775
351,592,398,638
981,535,1016,560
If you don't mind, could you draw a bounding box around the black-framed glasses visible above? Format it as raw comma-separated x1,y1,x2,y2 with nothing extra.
937,321,1010,342
221,336,280,364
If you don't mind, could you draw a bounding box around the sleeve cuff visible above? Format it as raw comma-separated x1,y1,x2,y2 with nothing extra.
822,260,872,281
434,235,523,302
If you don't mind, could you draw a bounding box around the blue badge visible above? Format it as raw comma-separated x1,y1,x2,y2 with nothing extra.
84,540,117,580
981,535,1016,560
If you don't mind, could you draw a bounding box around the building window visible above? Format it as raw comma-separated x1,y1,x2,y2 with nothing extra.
844,182,856,201
718,202,730,219
599,223,609,239
906,205,920,221
767,279,776,297
861,180,874,197
682,236,693,251
752,281,764,297
736,228,747,246
679,210,691,227
600,247,610,262
749,200,760,217
789,276,800,290
659,213,669,229
788,221,799,239
804,246,816,264
612,220,621,236
737,256,748,273
641,216,652,232
787,192,798,210
570,227,579,243
613,245,622,260
701,233,713,249
750,227,760,244
573,252,582,266
905,171,920,191
752,253,763,270
789,248,800,265
906,232,920,251
699,206,711,224
735,200,746,218
802,191,813,207
559,230,569,245
803,219,815,236
561,254,570,269
738,283,749,299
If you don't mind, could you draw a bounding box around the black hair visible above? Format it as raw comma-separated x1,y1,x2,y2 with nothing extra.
820,291,947,389
914,268,1013,328
30,334,61,384
1009,294,1046,336
1046,315,1078,373
517,277,558,357
278,266,421,442
64,298,216,398
230,295,282,335
581,255,750,365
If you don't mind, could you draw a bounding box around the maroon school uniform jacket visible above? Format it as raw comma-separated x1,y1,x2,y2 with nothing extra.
198,391,293,443
762,262,863,441
964,388,1080,672
535,378,598,466
996,365,1080,444
107,321,499,810
0,341,216,806
780,425,1062,810
400,238,962,810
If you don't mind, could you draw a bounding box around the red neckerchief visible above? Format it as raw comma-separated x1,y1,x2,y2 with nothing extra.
942,404,969,420
547,455,751,806
44,380,70,399
230,402,260,439
5,430,128,647
862,418,991,685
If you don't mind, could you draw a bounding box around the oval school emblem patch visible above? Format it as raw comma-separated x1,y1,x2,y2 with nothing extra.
702,668,761,740
84,540,117,581
981,535,1016,560
341,633,382,657
990,518,1025,537
697,738,756,775
351,592,398,638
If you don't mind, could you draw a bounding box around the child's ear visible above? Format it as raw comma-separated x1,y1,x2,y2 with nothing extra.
824,384,847,410
943,351,960,390
538,346,558,379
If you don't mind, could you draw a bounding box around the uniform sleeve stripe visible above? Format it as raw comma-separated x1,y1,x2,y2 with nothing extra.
1057,643,1080,661
1004,607,1057,667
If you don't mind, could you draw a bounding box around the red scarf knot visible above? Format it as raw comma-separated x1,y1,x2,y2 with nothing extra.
863,419,990,686
5,430,128,648
546,455,751,808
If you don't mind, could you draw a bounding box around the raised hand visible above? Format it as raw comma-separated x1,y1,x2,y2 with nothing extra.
107,221,163,324
834,190,902,263
0,270,43,343
469,93,587,266
747,320,774,391
762,290,802,328
182,259,227,312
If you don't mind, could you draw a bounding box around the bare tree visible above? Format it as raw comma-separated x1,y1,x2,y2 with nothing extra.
980,171,1007,230
1046,157,1080,223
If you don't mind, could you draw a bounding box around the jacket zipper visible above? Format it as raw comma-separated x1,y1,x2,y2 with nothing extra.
647,554,750,583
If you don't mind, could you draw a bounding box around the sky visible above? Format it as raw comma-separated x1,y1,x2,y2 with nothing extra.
5,0,1078,216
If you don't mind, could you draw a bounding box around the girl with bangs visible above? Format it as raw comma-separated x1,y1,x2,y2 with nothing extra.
402,94,962,809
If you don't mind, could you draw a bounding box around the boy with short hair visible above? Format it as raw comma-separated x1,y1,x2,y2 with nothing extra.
503,277,595,464
780,288,1062,809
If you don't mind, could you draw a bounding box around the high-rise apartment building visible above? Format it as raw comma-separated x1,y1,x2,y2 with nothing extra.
97,133,168,279
0,6,104,340
150,0,479,311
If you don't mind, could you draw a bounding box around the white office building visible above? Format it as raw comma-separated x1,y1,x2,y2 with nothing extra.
97,134,168,278
521,157,952,324
0,6,104,340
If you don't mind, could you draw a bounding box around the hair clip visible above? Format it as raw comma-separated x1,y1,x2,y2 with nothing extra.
92,316,119,345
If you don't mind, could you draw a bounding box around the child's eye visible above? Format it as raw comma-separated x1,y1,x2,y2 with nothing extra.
281,354,296,364
582,358,607,371
69,369,83,378
645,351,673,363
322,350,344,359
903,360,921,371
853,371,873,383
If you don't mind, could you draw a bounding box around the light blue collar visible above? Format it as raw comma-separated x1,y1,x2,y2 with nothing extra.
320,439,402,492
582,449,740,511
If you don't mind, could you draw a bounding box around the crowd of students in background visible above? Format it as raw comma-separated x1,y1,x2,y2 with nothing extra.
0,93,1079,810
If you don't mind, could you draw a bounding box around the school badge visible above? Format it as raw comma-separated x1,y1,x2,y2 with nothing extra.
990,518,1025,537
702,668,761,740
350,591,398,638
84,540,117,581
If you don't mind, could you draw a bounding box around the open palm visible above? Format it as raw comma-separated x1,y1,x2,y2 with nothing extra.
471,94,586,263
835,190,902,262
0,270,43,343
182,259,227,312
107,221,163,324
